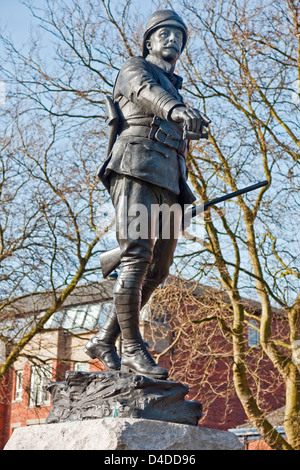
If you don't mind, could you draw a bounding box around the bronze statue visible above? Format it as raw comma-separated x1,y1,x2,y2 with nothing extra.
84,10,211,379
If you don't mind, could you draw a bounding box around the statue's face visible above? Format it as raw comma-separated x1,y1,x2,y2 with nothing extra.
146,26,183,65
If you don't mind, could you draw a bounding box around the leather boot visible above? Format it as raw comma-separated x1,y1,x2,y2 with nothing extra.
115,263,169,380
121,340,168,379
83,275,157,370
84,308,121,371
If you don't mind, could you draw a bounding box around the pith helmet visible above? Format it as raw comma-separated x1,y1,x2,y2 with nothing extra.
142,10,188,58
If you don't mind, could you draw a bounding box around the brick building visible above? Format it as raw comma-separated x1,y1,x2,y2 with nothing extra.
0,279,115,449
229,407,286,450
0,277,287,449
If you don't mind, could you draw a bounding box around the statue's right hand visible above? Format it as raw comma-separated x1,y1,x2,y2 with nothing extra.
170,106,211,134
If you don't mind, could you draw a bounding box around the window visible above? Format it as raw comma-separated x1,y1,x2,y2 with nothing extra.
248,320,260,348
14,371,23,401
74,362,90,372
45,302,114,331
29,366,52,407
0,340,5,364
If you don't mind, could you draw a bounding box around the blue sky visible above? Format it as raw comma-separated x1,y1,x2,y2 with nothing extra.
0,0,32,46
0,0,157,47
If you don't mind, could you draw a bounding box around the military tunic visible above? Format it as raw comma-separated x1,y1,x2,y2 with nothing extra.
99,54,196,207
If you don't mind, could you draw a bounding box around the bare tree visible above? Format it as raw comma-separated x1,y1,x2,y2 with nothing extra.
0,1,122,377
158,0,299,450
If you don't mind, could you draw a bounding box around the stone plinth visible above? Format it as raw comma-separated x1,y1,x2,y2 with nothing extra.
45,370,202,427
4,417,244,450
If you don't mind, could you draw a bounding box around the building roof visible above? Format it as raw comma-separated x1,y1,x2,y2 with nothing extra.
3,275,285,319
0,279,115,340
1,275,286,341
229,406,286,442
164,276,285,317
234,406,285,430
2,279,115,317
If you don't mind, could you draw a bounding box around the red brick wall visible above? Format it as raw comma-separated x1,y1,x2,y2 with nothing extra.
1,357,107,449
0,369,13,449
164,304,287,431
247,440,273,450
9,363,52,435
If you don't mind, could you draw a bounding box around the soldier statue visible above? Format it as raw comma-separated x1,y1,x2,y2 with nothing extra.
84,10,210,379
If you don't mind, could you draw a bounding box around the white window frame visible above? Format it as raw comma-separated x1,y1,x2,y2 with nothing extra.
14,370,23,401
29,365,52,407
74,361,90,372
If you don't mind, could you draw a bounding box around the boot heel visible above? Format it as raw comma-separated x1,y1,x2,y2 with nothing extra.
83,347,96,360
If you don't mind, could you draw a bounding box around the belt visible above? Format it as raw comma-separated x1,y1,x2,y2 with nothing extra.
119,125,151,139
119,124,187,157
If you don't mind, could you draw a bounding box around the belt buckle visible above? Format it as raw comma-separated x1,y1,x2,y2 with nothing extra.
149,115,160,140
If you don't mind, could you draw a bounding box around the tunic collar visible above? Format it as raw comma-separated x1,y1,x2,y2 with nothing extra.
146,55,183,89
